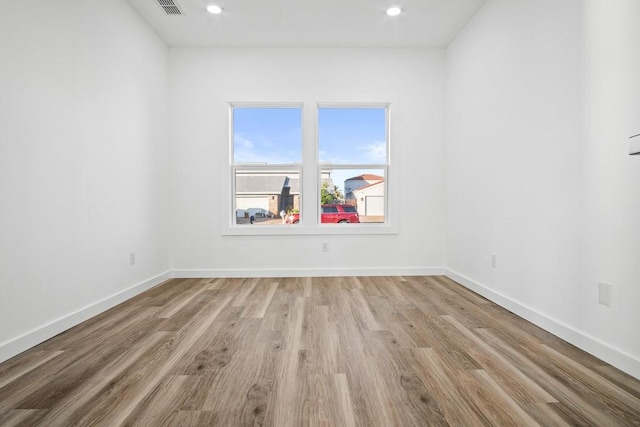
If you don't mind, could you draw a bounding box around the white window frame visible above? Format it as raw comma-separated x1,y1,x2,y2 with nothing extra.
316,103,390,229
223,102,397,236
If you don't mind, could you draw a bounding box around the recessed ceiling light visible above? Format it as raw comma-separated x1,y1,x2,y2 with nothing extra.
206,4,223,14
386,6,402,16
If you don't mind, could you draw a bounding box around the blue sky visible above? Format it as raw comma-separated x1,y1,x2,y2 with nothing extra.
318,108,386,164
233,106,386,192
233,107,302,164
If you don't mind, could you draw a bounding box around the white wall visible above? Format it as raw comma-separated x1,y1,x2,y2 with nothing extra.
583,0,640,376
446,0,640,378
0,1,171,362
169,48,447,276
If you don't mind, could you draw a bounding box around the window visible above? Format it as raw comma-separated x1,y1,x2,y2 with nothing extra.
318,106,388,224
229,103,391,233
231,105,302,225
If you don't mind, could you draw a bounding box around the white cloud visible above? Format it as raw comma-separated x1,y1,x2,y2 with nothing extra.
319,149,349,164
234,134,259,162
358,141,386,163
234,133,298,164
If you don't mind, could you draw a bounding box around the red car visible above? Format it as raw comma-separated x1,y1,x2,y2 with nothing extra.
286,204,360,224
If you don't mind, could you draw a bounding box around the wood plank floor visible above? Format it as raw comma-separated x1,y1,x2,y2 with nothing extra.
1,276,639,426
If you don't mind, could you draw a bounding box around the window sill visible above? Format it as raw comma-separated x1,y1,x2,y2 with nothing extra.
221,224,398,236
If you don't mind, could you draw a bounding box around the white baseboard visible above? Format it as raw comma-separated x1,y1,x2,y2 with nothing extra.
446,269,640,380
172,267,446,278
0,270,172,364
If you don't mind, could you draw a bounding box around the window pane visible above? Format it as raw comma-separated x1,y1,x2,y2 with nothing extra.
318,107,387,164
235,170,300,225
233,107,302,164
320,168,385,224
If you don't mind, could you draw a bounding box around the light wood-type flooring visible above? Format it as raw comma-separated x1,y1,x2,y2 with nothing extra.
1,276,640,426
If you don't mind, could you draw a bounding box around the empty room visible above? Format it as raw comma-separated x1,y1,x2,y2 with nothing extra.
1,0,639,425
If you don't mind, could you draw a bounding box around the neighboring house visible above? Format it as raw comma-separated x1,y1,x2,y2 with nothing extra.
344,174,384,199
235,172,299,217
235,170,335,218
344,174,385,218
352,181,385,216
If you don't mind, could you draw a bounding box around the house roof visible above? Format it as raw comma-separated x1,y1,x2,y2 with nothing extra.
345,174,384,182
236,174,299,195
286,177,300,194
352,180,384,193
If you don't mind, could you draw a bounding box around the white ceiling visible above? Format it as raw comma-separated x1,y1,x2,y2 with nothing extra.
126,0,487,48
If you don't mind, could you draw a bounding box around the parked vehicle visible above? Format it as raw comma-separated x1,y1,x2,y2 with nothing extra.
285,204,360,224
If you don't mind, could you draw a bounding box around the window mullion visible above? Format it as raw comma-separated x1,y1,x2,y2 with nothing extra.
301,101,318,225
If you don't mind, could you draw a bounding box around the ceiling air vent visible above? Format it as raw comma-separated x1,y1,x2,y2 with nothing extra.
157,0,184,15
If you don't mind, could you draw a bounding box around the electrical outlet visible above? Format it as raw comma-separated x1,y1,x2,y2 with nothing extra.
598,282,611,306
321,242,328,252
130,252,136,265
491,254,497,268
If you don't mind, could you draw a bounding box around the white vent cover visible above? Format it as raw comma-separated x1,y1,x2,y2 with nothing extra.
157,0,184,15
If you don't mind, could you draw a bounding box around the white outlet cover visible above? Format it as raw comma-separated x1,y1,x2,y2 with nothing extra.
598,282,611,306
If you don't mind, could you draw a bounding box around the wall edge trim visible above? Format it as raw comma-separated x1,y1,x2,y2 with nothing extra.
171,267,446,278
445,269,640,380
0,270,173,364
